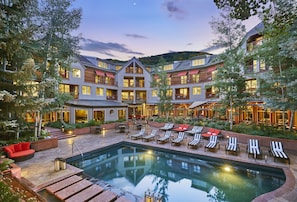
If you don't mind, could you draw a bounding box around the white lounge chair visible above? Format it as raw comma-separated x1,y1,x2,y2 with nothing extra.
130,128,146,140
247,139,262,159
270,141,290,164
185,126,203,135
205,135,219,151
171,132,185,146
225,137,240,155
142,129,159,142
187,133,202,149
160,123,174,131
157,131,172,144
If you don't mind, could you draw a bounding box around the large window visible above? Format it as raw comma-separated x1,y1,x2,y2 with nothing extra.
96,87,104,96
193,87,201,95
192,74,199,83
72,69,81,78
82,86,91,95
59,84,70,93
123,77,134,87
152,90,158,97
246,79,257,95
181,75,187,84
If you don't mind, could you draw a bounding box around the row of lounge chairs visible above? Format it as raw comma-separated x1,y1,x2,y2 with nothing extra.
129,125,290,165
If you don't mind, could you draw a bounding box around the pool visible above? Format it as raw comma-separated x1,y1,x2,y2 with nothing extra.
67,142,285,202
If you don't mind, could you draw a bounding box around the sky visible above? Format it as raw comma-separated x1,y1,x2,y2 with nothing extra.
72,0,260,61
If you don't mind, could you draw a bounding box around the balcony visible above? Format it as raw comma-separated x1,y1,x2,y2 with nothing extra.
107,95,118,100
175,94,189,100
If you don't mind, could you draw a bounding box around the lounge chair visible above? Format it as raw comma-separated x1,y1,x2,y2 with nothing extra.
247,139,262,159
157,131,172,144
160,123,174,131
187,133,202,149
142,129,159,142
171,132,185,146
270,141,290,164
173,124,190,132
204,135,219,151
185,126,203,135
130,128,146,140
202,128,221,138
225,137,240,155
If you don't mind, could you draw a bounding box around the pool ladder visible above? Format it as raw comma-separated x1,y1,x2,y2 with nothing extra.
72,142,84,158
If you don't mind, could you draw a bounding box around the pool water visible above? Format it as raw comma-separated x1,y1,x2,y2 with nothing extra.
67,143,285,202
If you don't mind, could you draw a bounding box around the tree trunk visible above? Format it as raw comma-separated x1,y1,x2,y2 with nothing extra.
289,110,295,130
229,99,233,130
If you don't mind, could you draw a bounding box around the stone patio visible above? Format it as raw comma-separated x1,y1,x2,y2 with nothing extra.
16,124,297,202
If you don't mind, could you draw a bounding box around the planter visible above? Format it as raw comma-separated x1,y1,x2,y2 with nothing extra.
31,138,58,152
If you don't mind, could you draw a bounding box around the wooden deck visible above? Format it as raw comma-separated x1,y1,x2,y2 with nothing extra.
44,174,135,201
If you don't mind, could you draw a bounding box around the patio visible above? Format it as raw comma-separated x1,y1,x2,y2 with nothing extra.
16,124,297,202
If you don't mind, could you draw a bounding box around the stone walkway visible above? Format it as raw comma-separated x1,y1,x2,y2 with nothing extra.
17,125,297,202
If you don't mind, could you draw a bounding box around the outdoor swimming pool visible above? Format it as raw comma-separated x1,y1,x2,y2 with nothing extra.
67,142,285,202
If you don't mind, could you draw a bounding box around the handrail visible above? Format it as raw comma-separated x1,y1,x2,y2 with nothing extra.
72,142,84,158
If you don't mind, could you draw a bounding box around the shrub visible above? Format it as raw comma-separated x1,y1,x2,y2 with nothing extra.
0,181,20,202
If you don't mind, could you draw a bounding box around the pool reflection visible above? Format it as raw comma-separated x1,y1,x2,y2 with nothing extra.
68,144,285,202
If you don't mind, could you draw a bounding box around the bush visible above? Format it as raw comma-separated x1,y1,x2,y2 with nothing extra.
0,181,20,202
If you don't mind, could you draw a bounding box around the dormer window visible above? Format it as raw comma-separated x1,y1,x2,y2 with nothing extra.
192,58,205,66
98,61,108,69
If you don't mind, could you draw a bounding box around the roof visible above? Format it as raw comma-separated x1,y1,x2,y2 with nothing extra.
66,100,128,108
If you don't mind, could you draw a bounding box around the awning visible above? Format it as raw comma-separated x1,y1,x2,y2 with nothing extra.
95,70,105,76
189,101,208,109
207,67,217,72
177,71,187,76
105,72,114,78
189,69,199,75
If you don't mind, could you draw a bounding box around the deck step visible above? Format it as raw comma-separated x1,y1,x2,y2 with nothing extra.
45,127,76,140
54,179,93,200
65,184,104,202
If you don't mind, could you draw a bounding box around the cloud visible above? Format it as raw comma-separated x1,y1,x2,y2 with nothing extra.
79,38,144,57
125,34,148,39
163,0,186,19
187,43,192,46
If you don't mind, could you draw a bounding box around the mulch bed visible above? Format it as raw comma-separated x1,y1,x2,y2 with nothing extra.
0,172,44,202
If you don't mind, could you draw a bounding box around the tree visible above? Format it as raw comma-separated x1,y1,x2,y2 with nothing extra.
30,0,81,137
255,1,297,130
150,57,173,120
214,0,297,130
209,7,248,130
0,0,81,140
0,0,39,138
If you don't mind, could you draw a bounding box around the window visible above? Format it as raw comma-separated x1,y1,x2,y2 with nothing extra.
82,86,91,95
211,70,217,80
152,90,158,97
167,77,171,85
246,79,257,95
181,162,188,170
253,60,258,72
192,74,199,83
59,84,70,93
193,87,201,95
166,89,172,97
124,77,134,87
260,59,266,71
72,69,81,78
181,75,187,84
192,58,205,66
98,61,108,68
162,64,173,71
96,87,104,96
193,165,201,173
